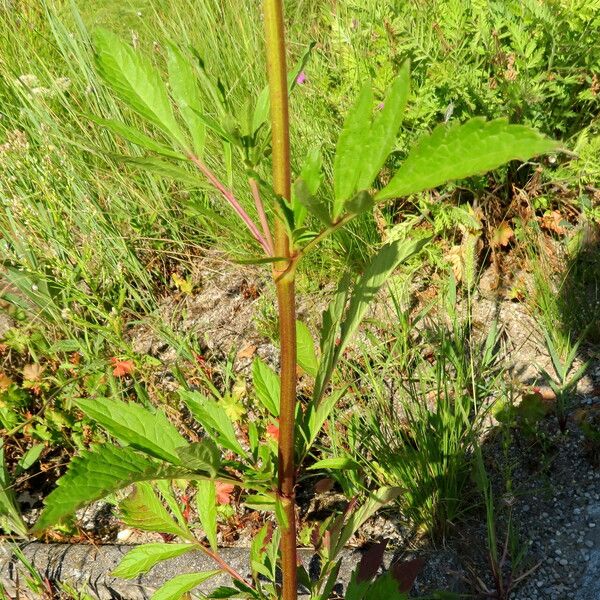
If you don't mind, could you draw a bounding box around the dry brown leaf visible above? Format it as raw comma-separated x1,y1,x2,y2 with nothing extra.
539,210,567,236
22,363,44,382
491,222,514,248
237,344,257,359
0,372,13,391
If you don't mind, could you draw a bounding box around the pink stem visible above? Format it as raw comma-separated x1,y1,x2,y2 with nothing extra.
188,154,270,255
249,177,274,256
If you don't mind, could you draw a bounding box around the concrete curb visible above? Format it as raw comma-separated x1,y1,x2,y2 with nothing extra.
0,543,371,599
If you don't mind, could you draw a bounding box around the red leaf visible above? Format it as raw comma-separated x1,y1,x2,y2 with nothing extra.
391,557,425,593
357,540,388,583
110,357,135,377
215,482,235,505
266,421,280,441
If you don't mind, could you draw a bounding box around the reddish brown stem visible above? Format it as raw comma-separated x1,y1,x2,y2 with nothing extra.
249,176,275,255
187,153,270,254
263,1,298,599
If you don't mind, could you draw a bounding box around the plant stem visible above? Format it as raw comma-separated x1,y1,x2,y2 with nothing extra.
249,176,275,255
187,153,270,254
263,2,298,599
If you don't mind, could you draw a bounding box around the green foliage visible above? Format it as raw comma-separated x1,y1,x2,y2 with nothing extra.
32,445,184,532
151,570,221,600
75,397,188,464
119,482,191,538
112,543,195,579
93,29,187,147
376,117,557,200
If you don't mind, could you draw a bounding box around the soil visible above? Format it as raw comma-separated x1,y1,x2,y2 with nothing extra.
1,252,599,599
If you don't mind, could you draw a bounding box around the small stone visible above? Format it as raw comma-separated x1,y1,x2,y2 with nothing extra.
116,528,133,542
559,558,568,566
585,540,594,548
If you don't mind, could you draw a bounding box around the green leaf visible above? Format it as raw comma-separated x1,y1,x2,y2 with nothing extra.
33,445,179,532
313,274,351,403
332,487,402,556
356,63,410,191
252,358,280,417
114,155,206,188
167,44,206,155
252,42,316,134
307,457,360,471
151,570,221,600
76,397,187,465
304,387,346,451
196,480,218,551
88,115,185,159
337,237,428,360
292,147,324,228
93,29,186,147
113,543,194,579
16,443,44,474
249,524,270,577
176,441,221,477
333,84,374,218
296,320,318,377
376,117,558,201
344,190,374,216
0,441,28,537
181,391,246,457
119,482,190,537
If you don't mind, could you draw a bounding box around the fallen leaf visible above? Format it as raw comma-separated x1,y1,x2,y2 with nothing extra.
110,357,135,377
266,421,280,441
215,482,235,505
314,478,335,494
539,210,567,236
491,222,514,248
237,344,257,359
171,272,194,295
0,372,13,391
22,363,44,382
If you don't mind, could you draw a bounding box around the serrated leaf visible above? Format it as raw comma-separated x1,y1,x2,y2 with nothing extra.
252,358,280,417
296,320,318,377
33,445,180,532
76,397,187,464
304,387,346,452
181,391,246,457
93,29,186,147
113,543,194,579
167,44,206,155
176,440,220,477
333,84,374,218
151,570,221,600
344,190,374,216
376,117,558,200
119,482,190,537
88,115,185,159
196,479,218,551
356,62,410,191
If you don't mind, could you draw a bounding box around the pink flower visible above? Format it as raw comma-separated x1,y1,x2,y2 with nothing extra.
296,71,307,85
215,482,235,505
377,102,385,110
